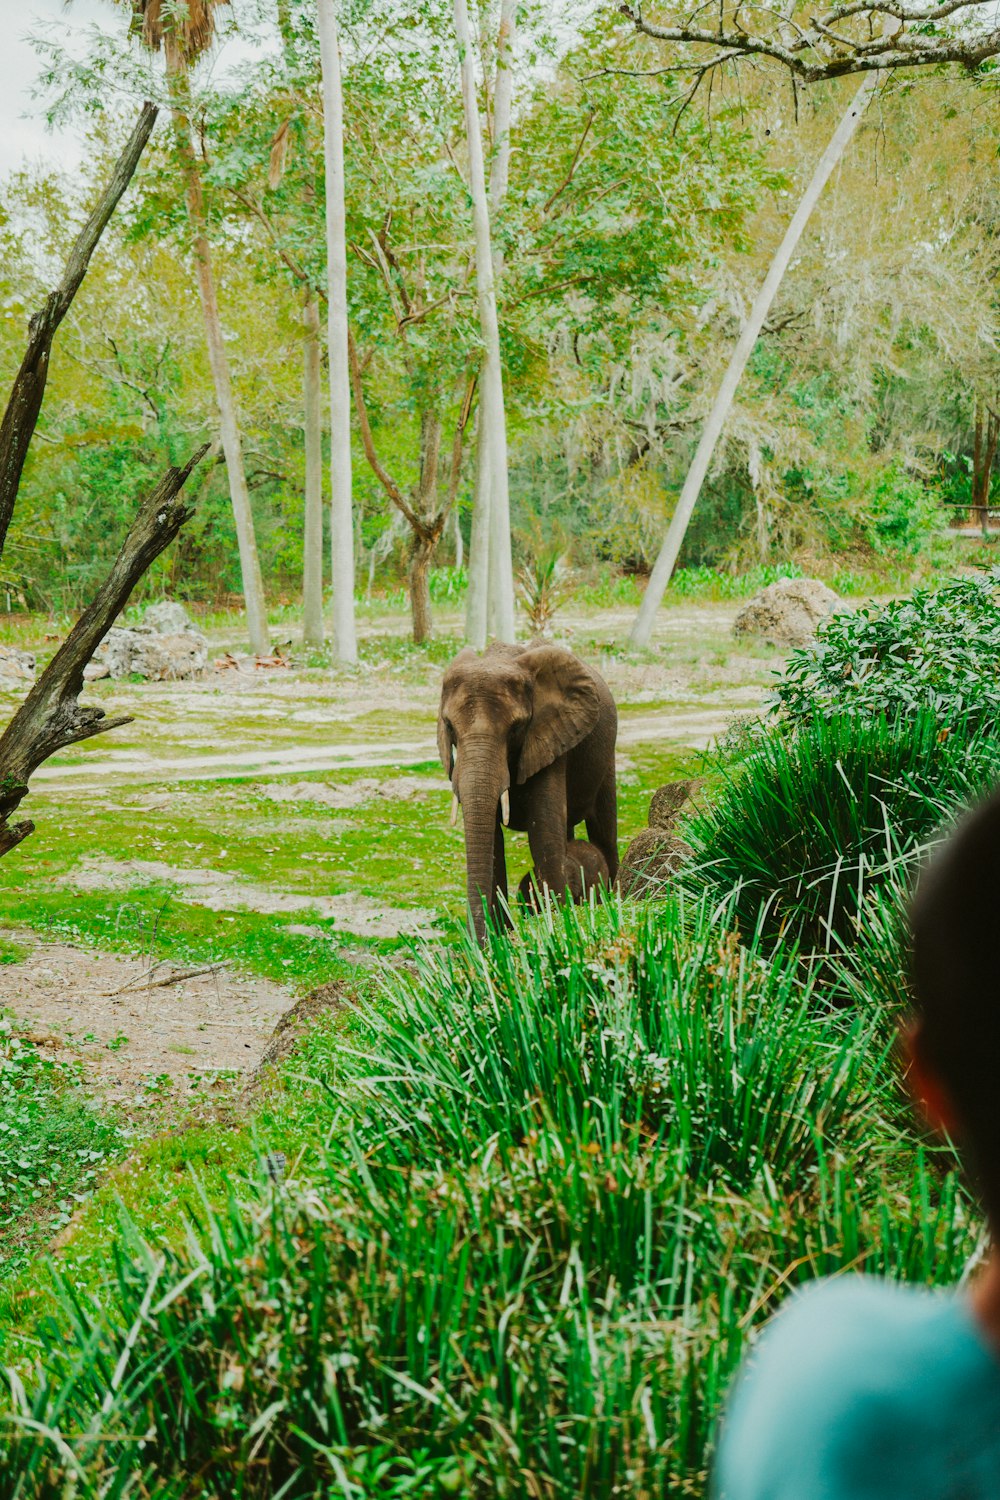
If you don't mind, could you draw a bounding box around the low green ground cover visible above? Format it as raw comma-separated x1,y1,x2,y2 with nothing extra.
0,1022,128,1286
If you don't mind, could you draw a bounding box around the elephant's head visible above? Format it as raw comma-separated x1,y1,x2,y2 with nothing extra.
438,642,601,940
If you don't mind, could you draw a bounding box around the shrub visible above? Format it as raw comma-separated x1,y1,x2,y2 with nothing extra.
0,900,976,1498
689,709,1000,956
775,574,1000,730
860,464,944,559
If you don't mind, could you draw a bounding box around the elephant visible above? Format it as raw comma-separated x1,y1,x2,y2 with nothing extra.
518,838,610,911
439,641,618,942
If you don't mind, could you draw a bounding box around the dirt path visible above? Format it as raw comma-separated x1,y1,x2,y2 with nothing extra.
32,701,757,790
3,936,292,1109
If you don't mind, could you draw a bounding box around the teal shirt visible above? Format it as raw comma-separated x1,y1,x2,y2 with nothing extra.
714,1277,1000,1499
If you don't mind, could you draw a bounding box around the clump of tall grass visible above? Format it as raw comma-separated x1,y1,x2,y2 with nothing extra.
688,709,1000,958
0,898,978,1497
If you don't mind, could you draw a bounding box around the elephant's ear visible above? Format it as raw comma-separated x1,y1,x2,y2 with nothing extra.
437,710,454,779
438,648,476,779
518,646,601,784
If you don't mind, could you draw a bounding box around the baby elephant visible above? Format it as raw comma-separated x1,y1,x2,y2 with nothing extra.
518,838,610,910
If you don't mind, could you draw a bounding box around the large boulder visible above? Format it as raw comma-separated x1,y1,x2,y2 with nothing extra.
617,828,692,898
733,577,841,648
89,625,208,681
144,600,194,634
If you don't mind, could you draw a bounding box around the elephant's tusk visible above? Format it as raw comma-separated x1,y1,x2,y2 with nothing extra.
451,744,457,769
501,790,510,826
450,794,460,826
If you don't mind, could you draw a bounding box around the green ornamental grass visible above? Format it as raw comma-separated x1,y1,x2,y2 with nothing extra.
0,898,978,1498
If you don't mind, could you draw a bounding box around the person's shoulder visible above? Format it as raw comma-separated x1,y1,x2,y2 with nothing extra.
714,1277,974,1500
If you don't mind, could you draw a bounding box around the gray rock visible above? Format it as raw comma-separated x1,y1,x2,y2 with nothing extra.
732,577,842,648
92,626,208,681
0,644,35,683
617,828,693,899
648,779,701,830
144,600,194,635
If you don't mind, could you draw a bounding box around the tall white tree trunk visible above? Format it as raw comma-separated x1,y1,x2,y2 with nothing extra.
466,401,491,647
317,0,358,665
301,288,324,649
166,47,269,658
629,74,877,650
453,502,464,569
456,0,515,643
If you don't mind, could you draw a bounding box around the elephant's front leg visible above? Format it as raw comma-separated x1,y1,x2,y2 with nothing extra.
525,760,569,898
587,774,620,883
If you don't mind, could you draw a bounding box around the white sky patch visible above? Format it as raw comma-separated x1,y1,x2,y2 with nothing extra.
0,0,276,179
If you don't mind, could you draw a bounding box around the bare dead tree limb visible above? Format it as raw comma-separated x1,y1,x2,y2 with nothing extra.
0,445,209,857
0,101,158,561
618,1,1000,81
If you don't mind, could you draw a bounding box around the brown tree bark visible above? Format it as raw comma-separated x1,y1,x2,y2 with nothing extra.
972,397,999,533
0,102,158,560
0,446,209,857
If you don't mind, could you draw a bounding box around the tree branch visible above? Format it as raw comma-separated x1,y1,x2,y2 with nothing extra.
618,1,1000,80
542,111,596,216
440,365,478,524
0,444,209,856
0,101,158,563
346,329,423,532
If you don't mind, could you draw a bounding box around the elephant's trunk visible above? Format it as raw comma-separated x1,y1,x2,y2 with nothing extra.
455,735,508,945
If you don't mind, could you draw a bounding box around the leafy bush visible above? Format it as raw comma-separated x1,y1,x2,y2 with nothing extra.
775,574,1000,730
689,709,1000,955
0,900,976,1498
859,464,944,559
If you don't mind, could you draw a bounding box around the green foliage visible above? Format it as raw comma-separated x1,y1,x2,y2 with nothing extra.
690,709,1000,955
860,463,945,558
0,1021,125,1282
775,574,1000,729
517,552,570,633
668,562,803,600
0,901,978,1496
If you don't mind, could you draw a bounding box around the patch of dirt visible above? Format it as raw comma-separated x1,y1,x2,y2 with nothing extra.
256,775,438,810
67,858,438,940
1,938,292,1108
244,980,349,1098
33,737,441,788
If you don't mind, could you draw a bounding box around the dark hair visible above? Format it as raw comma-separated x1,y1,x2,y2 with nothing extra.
910,788,1000,1224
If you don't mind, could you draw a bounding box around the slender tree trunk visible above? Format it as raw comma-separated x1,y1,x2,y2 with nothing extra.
453,505,464,569
972,397,999,535
466,403,491,646
410,531,436,644
455,0,515,643
317,0,358,665
302,288,324,648
164,46,269,657
629,74,878,650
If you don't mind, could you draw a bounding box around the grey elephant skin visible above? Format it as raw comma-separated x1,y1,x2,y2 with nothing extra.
439,642,618,942
518,838,610,910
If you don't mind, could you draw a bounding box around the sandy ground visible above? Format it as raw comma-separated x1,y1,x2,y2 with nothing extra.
4,935,292,1108
66,857,439,939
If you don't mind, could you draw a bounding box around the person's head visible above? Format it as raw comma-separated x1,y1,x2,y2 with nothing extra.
909,787,1000,1229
